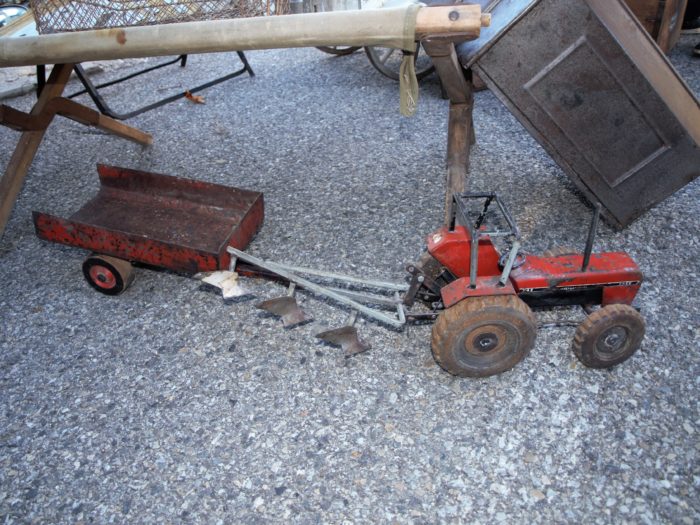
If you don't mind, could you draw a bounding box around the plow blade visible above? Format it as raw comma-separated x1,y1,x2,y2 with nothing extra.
257,296,312,328
316,325,371,357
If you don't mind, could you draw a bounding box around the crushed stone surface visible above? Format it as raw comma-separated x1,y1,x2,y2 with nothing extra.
0,36,699,524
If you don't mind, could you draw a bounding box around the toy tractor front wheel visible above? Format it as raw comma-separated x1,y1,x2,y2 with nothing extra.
573,304,645,368
431,295,537,377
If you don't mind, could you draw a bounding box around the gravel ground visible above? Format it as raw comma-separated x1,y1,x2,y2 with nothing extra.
1,36,698,524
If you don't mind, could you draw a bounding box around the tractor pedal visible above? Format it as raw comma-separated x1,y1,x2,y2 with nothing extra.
256,296,312,328
316,325,371,357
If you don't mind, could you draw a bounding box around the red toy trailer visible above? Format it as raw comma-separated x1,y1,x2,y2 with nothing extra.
33,164,263,294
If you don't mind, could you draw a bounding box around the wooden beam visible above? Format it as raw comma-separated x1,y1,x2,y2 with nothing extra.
0,64,72,239
0,98,153,144
0,6,489,67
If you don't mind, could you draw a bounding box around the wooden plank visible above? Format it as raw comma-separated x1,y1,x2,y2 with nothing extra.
0,6,488,67
0,98,153,144
655,0,687,53
423,40,469,104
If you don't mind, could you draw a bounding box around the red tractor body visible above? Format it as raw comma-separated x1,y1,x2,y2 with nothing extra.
413,193,646,378
427,224,642,309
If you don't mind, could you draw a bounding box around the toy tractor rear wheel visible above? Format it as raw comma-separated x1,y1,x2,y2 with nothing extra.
82,254,134,295
431,295,537,377
573,304,644,368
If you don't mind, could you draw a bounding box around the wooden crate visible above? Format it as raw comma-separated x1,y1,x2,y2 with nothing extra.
623,0,688,52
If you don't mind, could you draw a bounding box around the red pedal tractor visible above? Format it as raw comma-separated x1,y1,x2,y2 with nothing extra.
405,193,645,377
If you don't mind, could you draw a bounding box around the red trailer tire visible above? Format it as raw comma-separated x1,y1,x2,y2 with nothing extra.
82,255,134,295
431,295,537,377
573,304,644,368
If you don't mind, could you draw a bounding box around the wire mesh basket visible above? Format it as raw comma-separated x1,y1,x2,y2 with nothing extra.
29,0,288,34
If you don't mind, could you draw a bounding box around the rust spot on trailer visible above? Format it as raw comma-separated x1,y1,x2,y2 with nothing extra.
116,30,127,45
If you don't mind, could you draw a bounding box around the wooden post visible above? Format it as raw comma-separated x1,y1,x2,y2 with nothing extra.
445,102,473,224
422,40,474,225
0,63,73,239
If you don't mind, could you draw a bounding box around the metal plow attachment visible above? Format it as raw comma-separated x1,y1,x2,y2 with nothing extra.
317,326,371,357
256,295,312,328
197,271,249,299
228,247,408,329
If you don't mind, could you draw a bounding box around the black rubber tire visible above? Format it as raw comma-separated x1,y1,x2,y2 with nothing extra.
364,44,435,81
573,304,645,368
82,254,134,296
431,295,537,377
542,246,578,257
316,46,360,56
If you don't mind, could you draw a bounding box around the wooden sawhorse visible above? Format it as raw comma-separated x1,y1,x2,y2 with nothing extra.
0,63,153,239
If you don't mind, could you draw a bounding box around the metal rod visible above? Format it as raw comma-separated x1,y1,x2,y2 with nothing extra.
538,321,581,329
454,192,520,238
395,292,406,324
469,227,479,289
68,55,185,98
227,247,405,328
70,52,253,120
266,261,409,291
474,195,493,230
581,203,601,272
493,194,521,239
498,240,520,287
326,286,400,308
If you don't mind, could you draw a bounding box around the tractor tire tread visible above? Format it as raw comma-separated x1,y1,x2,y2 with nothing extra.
431,295,536,376
573,304,644,368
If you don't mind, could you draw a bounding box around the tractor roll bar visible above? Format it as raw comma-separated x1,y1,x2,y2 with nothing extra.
452,192,521,239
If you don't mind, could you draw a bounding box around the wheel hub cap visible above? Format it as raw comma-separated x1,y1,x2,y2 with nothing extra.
598,326,627,354
89,265,116,289
473,332,499,352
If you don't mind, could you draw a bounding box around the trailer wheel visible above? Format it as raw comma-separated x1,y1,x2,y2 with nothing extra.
316,46,360,56
82,255,134,295
542,246,577,257
573,304,644,368
431,295,537,377
364,44,435,81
